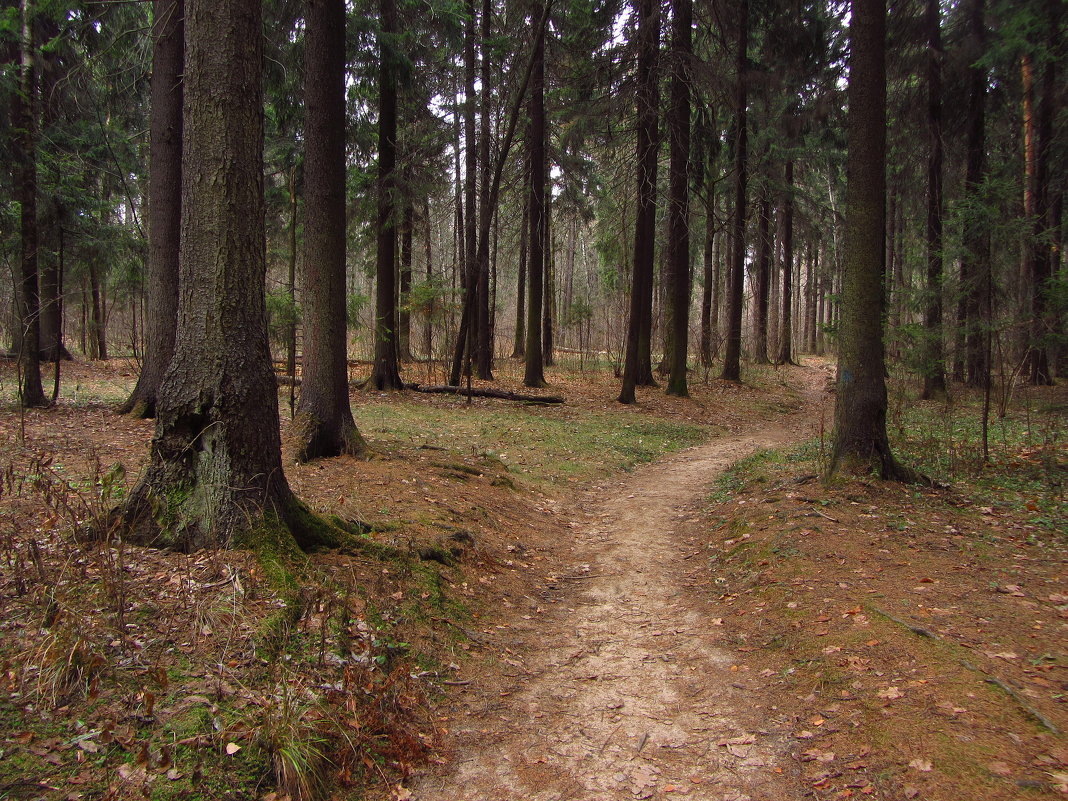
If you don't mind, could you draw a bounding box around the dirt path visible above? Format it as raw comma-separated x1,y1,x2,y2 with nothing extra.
410,368,831,800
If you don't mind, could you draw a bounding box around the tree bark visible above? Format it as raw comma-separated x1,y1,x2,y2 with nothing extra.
116,0,322,549
959,0,989,387
721,0,748,383
619,0,660,403
294,0,367,460
777,159,796,365
1026,0,1059,385
13,0,47,407
751,186,771,364
828,0,915,482
369,0,404,390
398,199,414,361
511,192,528,358
475,0,493,379
523,14,547,387
920,0,946,399
120,0,183,417
666,0,692,397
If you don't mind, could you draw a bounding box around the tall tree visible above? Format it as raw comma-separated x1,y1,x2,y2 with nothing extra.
827,0,914,482
1025,0,1060,385
665,0,692,397
116,0,330,549
618,0,660,403
475,0,494,380
293,0,367,460
13,0,48,408
721,0,748,383
120,0,183,418
776,158,796,365
751,188,772,364
369,0,405,390
920,0,945,399
523,8,548,388
957,0,989,387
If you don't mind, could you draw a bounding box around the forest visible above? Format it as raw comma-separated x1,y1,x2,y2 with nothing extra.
0,0,1065,799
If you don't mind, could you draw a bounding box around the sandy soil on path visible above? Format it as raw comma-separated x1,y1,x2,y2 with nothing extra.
409,367,831,800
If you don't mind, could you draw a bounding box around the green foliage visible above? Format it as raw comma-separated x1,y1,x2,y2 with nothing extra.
267,289,302,353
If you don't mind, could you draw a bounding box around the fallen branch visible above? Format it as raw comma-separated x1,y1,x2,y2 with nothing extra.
870,606,938,639
960,660,1061,735
407,384,565,404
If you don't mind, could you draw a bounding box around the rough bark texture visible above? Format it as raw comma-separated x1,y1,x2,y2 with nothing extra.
369,0,404,390
828,0,914,482
699,195,715,367
511,194,528,358
959,0,989,388
721,0,748,383
293,0,366,461
619,0,659,403
13,0,47,407
1026,0,1059,386
665,0,691,397
117,0,311,550
398,201,414,361
920,0,945,399
523,19,547,388
120,0,183,417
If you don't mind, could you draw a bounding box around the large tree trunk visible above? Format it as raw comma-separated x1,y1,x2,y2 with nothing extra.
369,0,404,390
828,0,914,482
523,16,547,387
665,0,692,397
14,0,47,407
699,193,715,367
120,0,183,417
117,0,321,550
721,0,748,383
920,0,946,399
618,0,659,403
959,0,989,388
293,0,366,460
1026,0,1059,385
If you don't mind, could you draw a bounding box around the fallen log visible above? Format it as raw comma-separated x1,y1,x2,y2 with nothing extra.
408,383,564,404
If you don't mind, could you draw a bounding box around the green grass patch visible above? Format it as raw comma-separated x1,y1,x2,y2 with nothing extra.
355,402,709,488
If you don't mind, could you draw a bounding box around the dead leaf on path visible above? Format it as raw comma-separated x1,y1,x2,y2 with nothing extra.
877,686,903,700
903,787,920,799
1048,771,1068,793
987,761,1012,776
909,758,933,772
225,742,241,755
984,651,1018,660
801,749,836,763
996,584,1026,597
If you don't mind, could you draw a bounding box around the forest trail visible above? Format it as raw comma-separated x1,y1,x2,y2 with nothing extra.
409,365,832,801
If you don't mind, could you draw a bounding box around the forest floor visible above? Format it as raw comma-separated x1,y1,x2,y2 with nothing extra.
0,355,1064,801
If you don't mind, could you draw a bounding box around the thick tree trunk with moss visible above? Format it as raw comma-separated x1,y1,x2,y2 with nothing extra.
293,0,366,461
117,0,311,550
120,0,183,417
828,0,915,483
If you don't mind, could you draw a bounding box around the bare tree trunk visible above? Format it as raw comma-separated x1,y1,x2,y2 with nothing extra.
121,0,182,416
666,0,692,397
619,0,660,402
777,159,796,365
369,0,404,390
828,0,915,482
294,0,367,459
751,187,771,364
721,0,748,382
523,15,547,387
921,0,946,399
